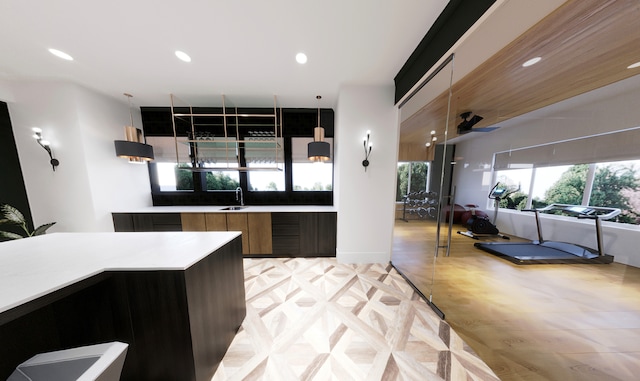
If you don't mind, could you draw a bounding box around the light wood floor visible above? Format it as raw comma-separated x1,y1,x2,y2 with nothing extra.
212,257,499,380
391,219,640,381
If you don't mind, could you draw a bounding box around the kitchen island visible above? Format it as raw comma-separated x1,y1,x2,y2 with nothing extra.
0,232,246,381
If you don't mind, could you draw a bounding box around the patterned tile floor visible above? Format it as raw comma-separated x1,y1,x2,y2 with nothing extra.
212,258,499,380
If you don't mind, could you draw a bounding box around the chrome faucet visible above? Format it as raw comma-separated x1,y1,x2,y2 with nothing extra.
235,187,244,206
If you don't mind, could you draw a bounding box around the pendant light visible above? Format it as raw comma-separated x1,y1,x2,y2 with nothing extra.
307,95,330,162
114,93,154,163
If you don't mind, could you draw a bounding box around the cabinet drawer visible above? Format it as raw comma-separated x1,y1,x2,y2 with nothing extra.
151,213,182,225
272,224,299,236
272,236,300,255
271,213,300,225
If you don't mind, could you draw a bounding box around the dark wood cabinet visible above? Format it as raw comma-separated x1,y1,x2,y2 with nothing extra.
272,212,336,256
316,212,337,255
0,236,245,381
113,211,336,257
112,213,182,232
271,213,300,255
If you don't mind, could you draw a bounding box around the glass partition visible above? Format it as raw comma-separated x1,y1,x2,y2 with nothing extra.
392,54,455,318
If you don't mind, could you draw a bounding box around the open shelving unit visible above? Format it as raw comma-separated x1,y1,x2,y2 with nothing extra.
169,94,284,171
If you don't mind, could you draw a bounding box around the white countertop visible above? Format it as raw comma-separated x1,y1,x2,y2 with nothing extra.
114,205,337,213
0,231,240,315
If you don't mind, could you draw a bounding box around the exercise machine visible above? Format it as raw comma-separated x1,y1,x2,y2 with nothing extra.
457,182,518,240
474,204,620,264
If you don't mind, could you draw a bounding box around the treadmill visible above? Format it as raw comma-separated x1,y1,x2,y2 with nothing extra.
474,204,620,264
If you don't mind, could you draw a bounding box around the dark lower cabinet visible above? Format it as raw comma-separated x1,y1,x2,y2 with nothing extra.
112,211,337,257
316,212,338,255
271,212,300,255
0,237,245,381
112,213,182,232
272,212,336,256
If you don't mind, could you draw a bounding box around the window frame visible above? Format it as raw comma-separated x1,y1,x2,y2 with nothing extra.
142,107,334,206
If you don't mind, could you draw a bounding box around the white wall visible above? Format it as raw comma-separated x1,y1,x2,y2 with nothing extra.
7,80,152,233
334,84,399,263
0,78,14,102
452,75,640,267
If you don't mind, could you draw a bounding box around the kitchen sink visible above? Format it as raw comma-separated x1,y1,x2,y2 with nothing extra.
221,206,247,211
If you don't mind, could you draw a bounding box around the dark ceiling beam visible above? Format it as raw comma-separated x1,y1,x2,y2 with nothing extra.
394,0,497,104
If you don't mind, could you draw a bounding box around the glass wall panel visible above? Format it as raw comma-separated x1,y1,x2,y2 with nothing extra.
396,162,430,201
392,55,454,318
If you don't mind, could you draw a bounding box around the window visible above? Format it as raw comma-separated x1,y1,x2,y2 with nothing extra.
245,135,285,191
141,107,335,205
154,162,240,191
592,160,640,223
156,163,188,191
291,137,333,191
396,162,429,201
494,168,532,209
533,165,586,206
491,128,640,224
247,167,285,191
493,160,640,224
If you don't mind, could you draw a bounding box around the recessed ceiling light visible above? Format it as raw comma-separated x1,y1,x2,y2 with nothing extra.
627,61,640,69
175,50,191,62
522,56,541,67
296,52,307,64
48,48,73,61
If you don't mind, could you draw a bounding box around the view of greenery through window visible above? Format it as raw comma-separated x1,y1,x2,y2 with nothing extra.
396,162,429,201
496,160,640,224
176,168,240,191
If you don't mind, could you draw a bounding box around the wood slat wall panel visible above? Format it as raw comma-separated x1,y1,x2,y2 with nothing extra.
401,0,640,145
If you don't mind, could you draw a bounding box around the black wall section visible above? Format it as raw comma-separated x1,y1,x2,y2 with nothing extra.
394,0,497,104
141,107,334,206
141,107,334,137
430,144,456,202
0,102,33,240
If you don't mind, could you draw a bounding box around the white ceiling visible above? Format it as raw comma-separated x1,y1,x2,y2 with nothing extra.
0,0,450,108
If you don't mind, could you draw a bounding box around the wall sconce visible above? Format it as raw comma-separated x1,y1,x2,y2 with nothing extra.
114,93,154,163
308,95,331,162
32,127,59,171
362,130,372,171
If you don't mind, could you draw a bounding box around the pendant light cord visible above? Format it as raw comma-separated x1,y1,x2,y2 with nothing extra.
125,93,134,127
316,95,321,126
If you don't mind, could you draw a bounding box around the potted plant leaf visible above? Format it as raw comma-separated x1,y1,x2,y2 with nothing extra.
0,204,56,240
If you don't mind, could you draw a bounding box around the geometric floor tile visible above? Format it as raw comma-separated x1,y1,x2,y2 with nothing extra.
212,258,500,381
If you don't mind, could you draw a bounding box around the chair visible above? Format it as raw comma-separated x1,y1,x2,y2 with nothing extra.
7,342,128,381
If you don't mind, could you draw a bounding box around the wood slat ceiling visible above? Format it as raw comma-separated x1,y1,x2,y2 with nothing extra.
400,0,640,147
